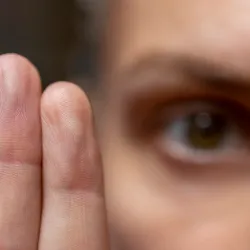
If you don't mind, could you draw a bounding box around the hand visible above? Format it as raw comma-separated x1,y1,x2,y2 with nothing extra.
0,54,109,250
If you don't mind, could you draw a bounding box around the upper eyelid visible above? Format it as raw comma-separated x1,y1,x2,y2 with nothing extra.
123,80,250,126
125,85,250,126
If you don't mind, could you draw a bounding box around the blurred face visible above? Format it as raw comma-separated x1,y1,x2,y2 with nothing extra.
99,0,250,249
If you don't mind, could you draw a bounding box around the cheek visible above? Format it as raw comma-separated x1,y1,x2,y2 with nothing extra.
104,149,250,250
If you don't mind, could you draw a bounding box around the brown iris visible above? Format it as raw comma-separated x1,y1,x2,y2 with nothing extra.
187,112,228,149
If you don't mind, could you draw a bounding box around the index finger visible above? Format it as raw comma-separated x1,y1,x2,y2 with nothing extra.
39,82,109,250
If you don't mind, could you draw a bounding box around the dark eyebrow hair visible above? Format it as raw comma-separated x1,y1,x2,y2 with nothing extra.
118,53,250,97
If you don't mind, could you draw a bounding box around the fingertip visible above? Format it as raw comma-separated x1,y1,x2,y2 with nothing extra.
42,81,91,116
41,82,94,139
0,53,41,95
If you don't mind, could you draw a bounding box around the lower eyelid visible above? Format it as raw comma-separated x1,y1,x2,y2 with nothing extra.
156,136,250,168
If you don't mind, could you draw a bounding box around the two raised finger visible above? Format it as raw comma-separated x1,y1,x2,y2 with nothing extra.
0,54,109,250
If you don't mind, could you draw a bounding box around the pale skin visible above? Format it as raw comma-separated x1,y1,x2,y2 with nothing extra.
2,0,250,250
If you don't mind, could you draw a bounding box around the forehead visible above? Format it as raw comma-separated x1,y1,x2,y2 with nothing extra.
106,0,250,77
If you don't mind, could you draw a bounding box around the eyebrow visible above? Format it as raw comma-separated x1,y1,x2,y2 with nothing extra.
118,53,250,98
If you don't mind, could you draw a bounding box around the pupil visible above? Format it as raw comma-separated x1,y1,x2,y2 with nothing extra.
188,112,228,149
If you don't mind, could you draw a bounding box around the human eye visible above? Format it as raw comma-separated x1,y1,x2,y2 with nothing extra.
155,99,250,166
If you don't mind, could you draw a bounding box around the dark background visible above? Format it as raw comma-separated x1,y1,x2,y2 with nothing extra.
0,0,93,89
